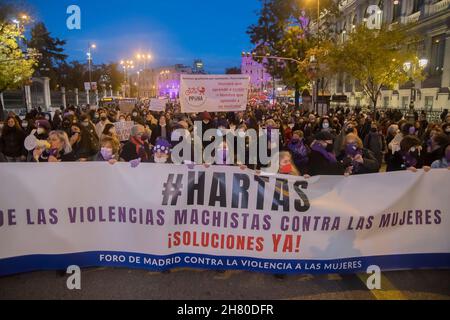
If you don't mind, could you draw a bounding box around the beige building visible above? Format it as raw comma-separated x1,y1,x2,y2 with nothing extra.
327,0,450,111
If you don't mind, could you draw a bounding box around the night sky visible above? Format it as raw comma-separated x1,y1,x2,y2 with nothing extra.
26,0,262,73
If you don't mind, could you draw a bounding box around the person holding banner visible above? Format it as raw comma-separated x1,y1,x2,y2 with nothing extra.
120,125,152,165
69,123,99,161
95,136,122,164
389,135,425,172
151,138,172,164
337,133,380,175
430,141,450,169
308,131,347,177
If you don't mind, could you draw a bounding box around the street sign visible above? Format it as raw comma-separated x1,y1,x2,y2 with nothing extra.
84,82,97,91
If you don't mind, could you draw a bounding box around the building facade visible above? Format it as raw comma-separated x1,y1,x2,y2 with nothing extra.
328,0,450,111
131,62,199,99
241,56,274,93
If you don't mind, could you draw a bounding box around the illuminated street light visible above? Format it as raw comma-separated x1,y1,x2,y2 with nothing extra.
87,42,97,92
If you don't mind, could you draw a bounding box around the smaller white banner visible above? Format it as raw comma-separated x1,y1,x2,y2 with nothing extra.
114,121,134,142
180,75,250,113
149,98,168,112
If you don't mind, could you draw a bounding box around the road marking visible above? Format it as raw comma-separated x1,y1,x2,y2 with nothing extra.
357,273,407,300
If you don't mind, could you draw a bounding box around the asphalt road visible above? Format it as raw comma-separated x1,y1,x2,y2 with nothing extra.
0,268,448,300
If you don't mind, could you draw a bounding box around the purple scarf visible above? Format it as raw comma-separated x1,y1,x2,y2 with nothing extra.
312,142,337,163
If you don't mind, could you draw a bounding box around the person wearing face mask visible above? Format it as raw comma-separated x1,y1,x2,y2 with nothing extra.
338,134,379,175
151,138,172,164
95,110,112,138
120,125,152,164
302,114,317,145
363,122,386,166
149,114,170,145
95,136,122,164
0,116,27,162
333,121,358,155
278,151,299,175
388,135,424,172
308,131,347,176
287,130,309,175
69,123,97,161
34,119,51,140
319,117,333,133
424,133,450,166
430,142,450,169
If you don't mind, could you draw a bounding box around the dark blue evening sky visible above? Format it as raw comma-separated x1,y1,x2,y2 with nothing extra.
26,0,262,73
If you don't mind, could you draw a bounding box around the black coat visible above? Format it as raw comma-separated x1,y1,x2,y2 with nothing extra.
308,150,346,176
120,140,152,162
0,128,26,158
337,148,380,175
387,151,424,171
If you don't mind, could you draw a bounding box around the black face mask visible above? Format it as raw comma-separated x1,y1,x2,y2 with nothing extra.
63,121,71,128
371,128,378,133
346,128,354,135
100,116,107,122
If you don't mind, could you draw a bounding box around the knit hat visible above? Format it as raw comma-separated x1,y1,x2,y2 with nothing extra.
153,138,171,154
201,111,212,121
35,119,51,131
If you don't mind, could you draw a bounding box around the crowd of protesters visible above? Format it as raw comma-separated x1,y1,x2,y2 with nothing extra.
0,102,449,176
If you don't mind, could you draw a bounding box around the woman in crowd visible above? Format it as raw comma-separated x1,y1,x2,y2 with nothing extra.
431,142,450,169
286,130,309,175
0,116,27,162
364,121,386,166
388,135,424,172
32,130,76,162
308,131,347,176
338,133,380,175
95,136,122,164
120,125,152,163
69,123,99,161
424,133,449,166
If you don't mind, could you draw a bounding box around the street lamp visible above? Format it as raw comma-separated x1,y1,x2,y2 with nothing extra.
403,58,428,123
87,43,96,91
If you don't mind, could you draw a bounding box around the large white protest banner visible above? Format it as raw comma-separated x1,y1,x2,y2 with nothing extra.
114,121,134,142
180,75,250,113
0,163,449,276
149,98,168,112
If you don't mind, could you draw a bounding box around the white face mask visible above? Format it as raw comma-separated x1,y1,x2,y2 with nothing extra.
22,122,28,128
237,130,246,138
154,155,168,163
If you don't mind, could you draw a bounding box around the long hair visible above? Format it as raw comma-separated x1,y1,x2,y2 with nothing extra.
279,151,300,176
2,116,22,135
342,133,363,150
49,130,72,155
